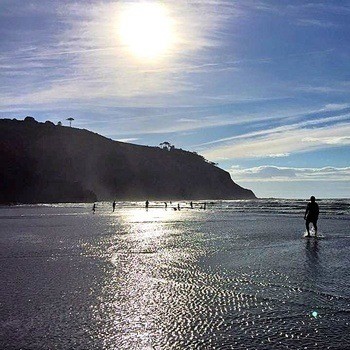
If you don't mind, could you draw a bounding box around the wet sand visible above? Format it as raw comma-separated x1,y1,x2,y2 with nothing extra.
1,201,350,349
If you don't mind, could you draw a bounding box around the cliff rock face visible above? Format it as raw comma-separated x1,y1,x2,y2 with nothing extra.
0,118,256,203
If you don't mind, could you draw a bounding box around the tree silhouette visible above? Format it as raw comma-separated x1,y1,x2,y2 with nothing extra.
159,141,174,151
66,117,74,127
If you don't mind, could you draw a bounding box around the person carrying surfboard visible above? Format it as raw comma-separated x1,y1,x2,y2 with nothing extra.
304,196,319,237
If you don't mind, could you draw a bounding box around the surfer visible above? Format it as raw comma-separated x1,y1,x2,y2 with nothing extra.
304,196,319,237
112,201,116,212
145,200,149,211
92,203,96,214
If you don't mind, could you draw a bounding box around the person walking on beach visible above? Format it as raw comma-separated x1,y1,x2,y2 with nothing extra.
92,203,96,214
190,201,193,209
145,200,149,211
112,201,116,212
164,202,167,210
304,196,319,237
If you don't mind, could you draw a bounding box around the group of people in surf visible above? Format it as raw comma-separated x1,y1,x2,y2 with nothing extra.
145,200,207,211
93,200,208,213
92,196,320,236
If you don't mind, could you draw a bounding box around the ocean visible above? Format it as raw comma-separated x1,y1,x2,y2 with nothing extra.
1,199,349,349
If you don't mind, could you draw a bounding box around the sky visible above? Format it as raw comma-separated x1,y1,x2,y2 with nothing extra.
1,0,350,198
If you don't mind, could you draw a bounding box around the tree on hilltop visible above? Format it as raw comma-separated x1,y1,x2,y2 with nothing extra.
66,117,74,127
159,141,175,151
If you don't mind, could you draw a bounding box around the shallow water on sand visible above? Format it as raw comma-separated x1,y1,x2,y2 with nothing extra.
0,200,350,349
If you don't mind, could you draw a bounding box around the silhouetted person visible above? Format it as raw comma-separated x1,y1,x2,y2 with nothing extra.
145,200,149,211
177,203,181,211
112,201,116,212
190,201,193,209
304,196,319,237
203,202,207,210
164,202,167,209
92,203,96,214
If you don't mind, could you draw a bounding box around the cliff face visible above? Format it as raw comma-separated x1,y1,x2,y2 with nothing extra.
0,118,256,203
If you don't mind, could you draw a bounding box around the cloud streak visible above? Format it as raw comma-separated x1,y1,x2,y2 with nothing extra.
230,165,350,182
201,119,350,160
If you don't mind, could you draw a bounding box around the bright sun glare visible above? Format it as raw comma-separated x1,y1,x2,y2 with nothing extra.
118,3,175,61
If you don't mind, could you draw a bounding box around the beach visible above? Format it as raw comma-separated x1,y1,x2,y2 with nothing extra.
1,200,349,349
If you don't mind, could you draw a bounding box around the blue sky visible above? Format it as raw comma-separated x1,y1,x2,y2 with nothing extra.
1,0,350,198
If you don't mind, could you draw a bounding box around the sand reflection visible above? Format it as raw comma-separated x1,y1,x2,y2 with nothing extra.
104,208,195,348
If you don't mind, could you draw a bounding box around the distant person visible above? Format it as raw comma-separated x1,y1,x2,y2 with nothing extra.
177,203,181,211
145,200,149,211
190,201,193,209
304,196,319,237
203,202,207,210
92,203,96,214
112,201,116,212
164,202,167,209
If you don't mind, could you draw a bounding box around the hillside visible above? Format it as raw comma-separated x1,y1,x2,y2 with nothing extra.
0,117,256,203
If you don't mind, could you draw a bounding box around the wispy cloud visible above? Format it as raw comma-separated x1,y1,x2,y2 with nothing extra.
245,1,350,16
296,3,350,14
196,105,350,147
240,1,342,29
80,104,330,137
83,112,261,137
296,19,337,28
322,103,350,111
0,0,340,112
116,137,139,143
0,0,238,107
296,85,350,94
201,119,350,160
230,165,350,182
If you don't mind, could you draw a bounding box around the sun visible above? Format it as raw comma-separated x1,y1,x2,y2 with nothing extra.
118,3,175,61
